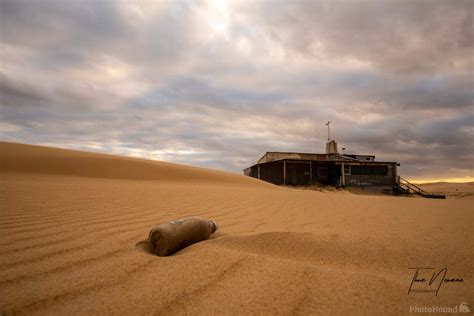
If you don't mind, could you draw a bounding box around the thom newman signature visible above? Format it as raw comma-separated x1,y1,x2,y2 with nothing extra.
408,267,464,296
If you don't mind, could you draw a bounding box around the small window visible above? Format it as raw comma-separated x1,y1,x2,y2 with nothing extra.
344,165,351,175
366,157,371,161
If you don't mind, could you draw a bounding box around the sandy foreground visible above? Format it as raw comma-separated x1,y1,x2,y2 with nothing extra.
1,142,473,315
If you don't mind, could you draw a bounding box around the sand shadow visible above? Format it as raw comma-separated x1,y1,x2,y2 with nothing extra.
135,232,225,257
135,240,155,256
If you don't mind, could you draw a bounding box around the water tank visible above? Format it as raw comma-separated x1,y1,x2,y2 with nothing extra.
326,140,338,154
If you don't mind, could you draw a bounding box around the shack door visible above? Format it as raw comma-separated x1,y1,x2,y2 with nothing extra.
289,164,298,185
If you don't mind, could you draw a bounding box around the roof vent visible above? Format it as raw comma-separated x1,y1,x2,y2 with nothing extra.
326,140,338,154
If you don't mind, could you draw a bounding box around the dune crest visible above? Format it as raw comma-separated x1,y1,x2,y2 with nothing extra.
0,142,269,187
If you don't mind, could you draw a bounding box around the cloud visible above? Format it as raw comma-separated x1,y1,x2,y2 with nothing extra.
243,0,474,74
0,0,472,181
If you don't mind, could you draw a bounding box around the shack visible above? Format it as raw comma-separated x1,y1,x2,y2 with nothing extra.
243,140,399,189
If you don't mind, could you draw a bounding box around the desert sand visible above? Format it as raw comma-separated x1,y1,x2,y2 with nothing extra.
418,182,474,200
1,141,473,315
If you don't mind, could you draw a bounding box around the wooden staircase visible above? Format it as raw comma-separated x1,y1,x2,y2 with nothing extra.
396,177,446,199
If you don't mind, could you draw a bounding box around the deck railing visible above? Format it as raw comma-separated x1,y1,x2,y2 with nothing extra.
397,176,446,199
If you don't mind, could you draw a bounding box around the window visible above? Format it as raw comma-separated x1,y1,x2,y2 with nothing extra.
348,165,388,176
344,165,351,175
373,166,388,176
363,166,374,175
351,166,362,175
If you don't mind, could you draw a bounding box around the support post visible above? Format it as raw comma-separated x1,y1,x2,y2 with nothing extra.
394,165,398,184
283,160,286,185
258,165,260,179
341,163,345,187
309,162,312,184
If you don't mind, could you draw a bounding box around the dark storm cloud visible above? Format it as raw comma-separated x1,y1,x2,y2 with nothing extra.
0,0,202,74
0,0,473,181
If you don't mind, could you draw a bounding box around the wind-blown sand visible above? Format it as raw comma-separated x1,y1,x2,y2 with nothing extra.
1,142,472,315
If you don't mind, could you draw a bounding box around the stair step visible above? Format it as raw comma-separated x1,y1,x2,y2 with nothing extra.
397,177,446,199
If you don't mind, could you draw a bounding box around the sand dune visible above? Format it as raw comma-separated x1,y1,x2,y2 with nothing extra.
0,141,269,186
1,142,473,315
418,182,474,199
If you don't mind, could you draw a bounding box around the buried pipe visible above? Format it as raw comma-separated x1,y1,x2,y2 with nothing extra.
148,217,218,256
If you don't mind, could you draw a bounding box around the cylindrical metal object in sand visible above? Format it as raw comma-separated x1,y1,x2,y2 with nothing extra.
148,217,218,256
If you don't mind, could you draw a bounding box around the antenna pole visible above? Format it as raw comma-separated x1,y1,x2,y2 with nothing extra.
325,121,330,141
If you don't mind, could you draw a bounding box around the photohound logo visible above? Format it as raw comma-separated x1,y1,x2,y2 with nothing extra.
459,302,471,313
409,302,471,313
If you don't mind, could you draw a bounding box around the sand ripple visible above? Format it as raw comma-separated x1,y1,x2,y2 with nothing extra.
1,142,473,315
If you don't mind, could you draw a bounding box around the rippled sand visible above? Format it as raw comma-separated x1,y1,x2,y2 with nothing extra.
1,142,472,315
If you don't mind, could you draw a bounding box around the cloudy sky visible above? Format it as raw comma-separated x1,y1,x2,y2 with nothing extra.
1,0,473,182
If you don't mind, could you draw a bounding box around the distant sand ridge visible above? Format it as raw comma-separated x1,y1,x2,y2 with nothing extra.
0,142,269,186
1,142,472,314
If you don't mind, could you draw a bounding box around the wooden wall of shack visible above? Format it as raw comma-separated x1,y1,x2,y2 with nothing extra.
341,163,397,187
245,160,341,186
244,159,397,187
